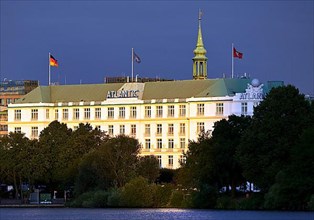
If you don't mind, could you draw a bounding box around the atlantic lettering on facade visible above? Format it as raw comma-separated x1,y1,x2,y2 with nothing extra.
239,92,264,100
107,89,140,99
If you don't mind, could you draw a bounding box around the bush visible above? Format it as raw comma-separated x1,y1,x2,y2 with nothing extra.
68,190,109,208
308,195,314,210
107,188,122,207
120,176,154,207
237,193,264,210
152,184,174,207
215,196,237,209
191,185,218,208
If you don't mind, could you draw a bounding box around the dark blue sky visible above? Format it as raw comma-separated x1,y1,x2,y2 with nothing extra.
1,1,313,95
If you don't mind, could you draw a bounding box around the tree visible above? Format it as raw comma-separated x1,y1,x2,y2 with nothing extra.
75,135,140,193
136,155,160,183
211,115,251,197
0,132,34,199
237,85,312,193
60,123,108,188
120,176,154,207
37,120,72,189
100,135,140,188
264,126,314,210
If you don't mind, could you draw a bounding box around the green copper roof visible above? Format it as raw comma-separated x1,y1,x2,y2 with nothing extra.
14,78,251,104
193,14,207,58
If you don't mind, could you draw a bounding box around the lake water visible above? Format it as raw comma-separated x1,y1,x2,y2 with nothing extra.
0,208,313,220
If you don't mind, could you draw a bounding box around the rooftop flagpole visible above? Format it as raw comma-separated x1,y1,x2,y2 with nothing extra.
48,52,51,85
131,48,134,82
231,43,234,79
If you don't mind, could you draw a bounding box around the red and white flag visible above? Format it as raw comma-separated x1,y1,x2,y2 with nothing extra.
233,47,243,59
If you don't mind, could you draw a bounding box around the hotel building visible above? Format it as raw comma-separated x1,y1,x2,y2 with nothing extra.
7,15,278,169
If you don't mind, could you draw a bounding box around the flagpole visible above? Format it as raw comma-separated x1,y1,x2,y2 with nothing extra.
231,43,234,79
131,48,134,82
48,52,51,85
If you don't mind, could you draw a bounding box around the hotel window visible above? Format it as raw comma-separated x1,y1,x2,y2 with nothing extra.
168,139,174,149
108,125,114,135
46,109,50,120
179,105,186,117
168,124,174,135
156,106,163,118
131,124,136,136
7,98,12,104
197,122,205,133
31,126,38,138
73,108,80,120
241,102,248,115
95,125,101,130
197,103,205,116
157,124,162,135
145,139,151,149
180,138,186,149
120,125,125,135
179,123,186,135
130,106,137,118
84,108,90,119
145,124,150,136
168,155,173,167
253,102,259,108
62,109,69,120
216,103,224,115
108,107,114,119
157,155,162,167
95,108,101,119
14,110,21,121
14,127,21,133
55,109,59,120
119,107,125,118
31,109,38,120
145,106,151,118
157,138,162,149
179,155,186,164
168,105,175,117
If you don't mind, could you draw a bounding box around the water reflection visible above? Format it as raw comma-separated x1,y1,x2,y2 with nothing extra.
0,208,312,220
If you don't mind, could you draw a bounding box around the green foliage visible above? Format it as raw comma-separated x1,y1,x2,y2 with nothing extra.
215,196,237,209
106,188,122,207
69,190,109,208
37,121,72,187
136,156,160,183
237,193,264,210
158,168,176,184
152,184,174,207
190,185,218,208
238,85,312,192
308,195,314,211
120,176,154,207
168,190,186,208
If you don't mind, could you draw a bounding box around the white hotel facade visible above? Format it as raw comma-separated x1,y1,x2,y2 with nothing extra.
7,14,271,169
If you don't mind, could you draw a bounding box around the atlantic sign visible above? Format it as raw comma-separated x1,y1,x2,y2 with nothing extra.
107,89,140,99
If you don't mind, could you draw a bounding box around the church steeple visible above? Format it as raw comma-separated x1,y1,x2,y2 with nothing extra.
193,9,208,80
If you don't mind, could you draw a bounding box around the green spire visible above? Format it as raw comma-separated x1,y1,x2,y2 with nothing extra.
193,9,208,80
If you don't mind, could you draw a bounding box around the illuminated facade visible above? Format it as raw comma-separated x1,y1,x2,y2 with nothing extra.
7,79,268,168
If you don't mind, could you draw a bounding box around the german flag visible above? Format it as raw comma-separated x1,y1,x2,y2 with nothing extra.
50,54,58,67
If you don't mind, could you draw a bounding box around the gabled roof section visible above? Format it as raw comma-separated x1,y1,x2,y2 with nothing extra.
14,79,252,104
15,87,51,103
50,83,124,102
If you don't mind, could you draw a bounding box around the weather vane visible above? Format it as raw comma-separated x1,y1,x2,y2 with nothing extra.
198,9,203,20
